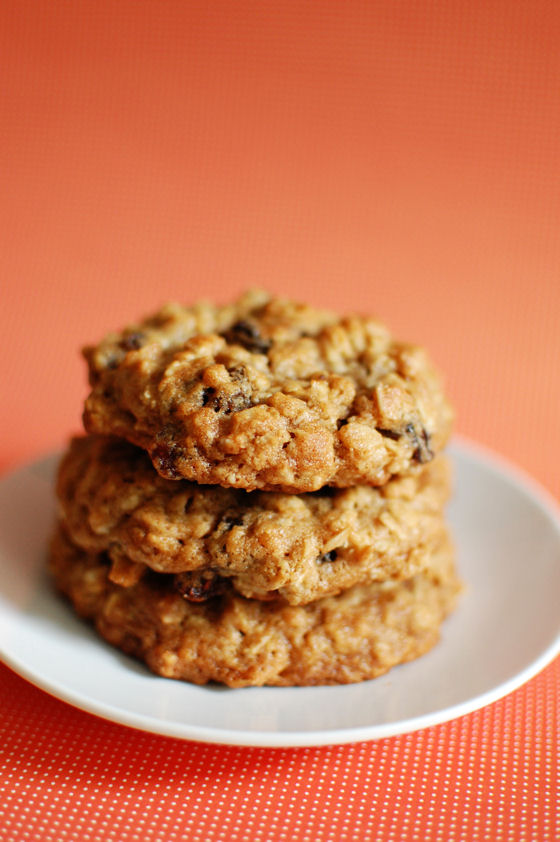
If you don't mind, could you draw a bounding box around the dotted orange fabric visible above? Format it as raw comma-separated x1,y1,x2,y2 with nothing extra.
1,660,558,841
1,2,559,840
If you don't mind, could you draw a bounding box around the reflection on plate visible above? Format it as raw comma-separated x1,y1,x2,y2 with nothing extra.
0,438,559,747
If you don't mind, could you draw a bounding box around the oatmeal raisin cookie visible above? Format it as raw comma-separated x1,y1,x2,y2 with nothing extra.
82,291,453,492
49,525,460,687
56,434,452,605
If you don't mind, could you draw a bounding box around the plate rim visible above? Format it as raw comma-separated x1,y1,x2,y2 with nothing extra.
1,435,559,748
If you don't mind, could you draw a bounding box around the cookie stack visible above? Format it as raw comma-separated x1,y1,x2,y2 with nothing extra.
50,290,461,687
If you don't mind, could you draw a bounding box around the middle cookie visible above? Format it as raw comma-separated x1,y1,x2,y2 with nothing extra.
56,435,452,606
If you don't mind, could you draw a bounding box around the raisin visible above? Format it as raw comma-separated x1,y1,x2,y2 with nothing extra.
202,387,217,408
222,320,271,354
105,353,121,370
219,513,244,532
174,571,225,602
405,423,433,463
201,385,251,414
223,392,252,413
228,365,246,382
318,549,338,563
151,442,182,478
377,427,400,440
120,331,146,351
377,423,433,462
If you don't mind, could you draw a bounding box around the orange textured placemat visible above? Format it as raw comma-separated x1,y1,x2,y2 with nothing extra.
1,2,559,840
1,660,558,841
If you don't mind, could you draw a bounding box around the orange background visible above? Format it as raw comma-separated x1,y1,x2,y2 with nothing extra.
1,2,559,840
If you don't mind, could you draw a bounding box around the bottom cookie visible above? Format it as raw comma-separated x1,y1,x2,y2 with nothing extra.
49,525,461,688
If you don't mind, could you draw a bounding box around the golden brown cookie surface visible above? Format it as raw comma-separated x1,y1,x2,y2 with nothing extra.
49,526,461,688
83,291,453,492
56,434,452,605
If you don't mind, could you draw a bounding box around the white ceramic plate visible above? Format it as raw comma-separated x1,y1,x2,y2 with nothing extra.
0,438,559,747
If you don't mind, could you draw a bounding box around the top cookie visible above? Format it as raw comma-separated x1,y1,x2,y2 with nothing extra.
83,290,453,492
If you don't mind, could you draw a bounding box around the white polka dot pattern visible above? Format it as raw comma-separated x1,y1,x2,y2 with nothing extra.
0,659,557,841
